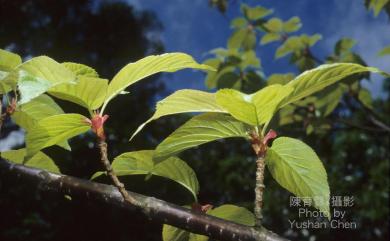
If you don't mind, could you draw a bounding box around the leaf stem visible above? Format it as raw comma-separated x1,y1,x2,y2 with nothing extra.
98,140,143,207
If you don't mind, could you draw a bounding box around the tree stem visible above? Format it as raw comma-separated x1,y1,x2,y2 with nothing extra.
254,154,266,227
98,140,142,207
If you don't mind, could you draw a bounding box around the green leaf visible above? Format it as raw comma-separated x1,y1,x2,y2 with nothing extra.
231,17,248,28
1,148,60,173
315,84,347,116
162,204,254,241
162,225,190,241
228,29,247,49
0,48,21,71
206,204,255,226
260,33,281,45
275,34,321,59
49,76,108,111
16,56,76,104
266,137,330,218
378,45,390,56
62,62,99,77
241,4,273,20
103,53,215,111
335,38,356,56
154,113,250,163
25,114,90,158
281,63,380,106
368,0,389,16
92,150,199,200
264,18,283,32
12,94,64,130
267,73,295,85
283,17,302,33
130,89,226,140
216,85,293,126
358,88,374,109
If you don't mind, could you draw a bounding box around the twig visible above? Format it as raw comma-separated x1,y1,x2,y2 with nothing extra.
0,159,289,241
98,140,143,207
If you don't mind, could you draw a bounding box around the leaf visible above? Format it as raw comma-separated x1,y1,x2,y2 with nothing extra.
266,137,330,218
12,94,64,130
264,18,283,32
231,17,248,28
378,45,390,56
216,85,293,126
281,63,380,107
1,148,60,173
49,76,108,111
25,114,90,158
16,56,76,104
358,88,374,109
103,53,214,110
92,150,199,200
11,94,70,150
207,204,255,226
162,204,254,241
368,0,389,16
267,73,295,85
62,62,99,77
228,28,247,49
130,89,226,140
0,49,21,72
283,17,302,33
335,38,356,56
154,113,250,163
241,4,273,20
260,33,281,45
315,84,347,116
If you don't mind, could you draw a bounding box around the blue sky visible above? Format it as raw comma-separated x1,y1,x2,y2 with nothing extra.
126,0,390,97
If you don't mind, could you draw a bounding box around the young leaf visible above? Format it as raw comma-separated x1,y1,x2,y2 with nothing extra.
378,45,390,56
280,63,380,107
49,76,108,111
216,85,293,126
25,114,90,158
162,204,254,241
1,148,60,173
62,62,99,77
130,89,227,140
16,56,76,104
12,94,64,130
92,150,199,200
266,137,330,218
103,53,215,111
154,113,250,163
0,48,22,71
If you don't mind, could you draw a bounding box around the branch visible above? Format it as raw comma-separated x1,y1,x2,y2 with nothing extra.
0,159,289,241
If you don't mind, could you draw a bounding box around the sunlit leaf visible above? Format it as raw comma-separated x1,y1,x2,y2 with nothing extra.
283,17,302,33
358,88,374,109
260,33,281,45
92,150,199,200
130,89,226,140
0,48,21,71
1,148,60,173
267,73,295,85
50,76,108,111
16,56,76,104
25,114,90,158
216,85,293,126
266,137,330,218
241,4,273,20
103,53,215,110
281,63,380,106
154,113,250,163
62,62,99,77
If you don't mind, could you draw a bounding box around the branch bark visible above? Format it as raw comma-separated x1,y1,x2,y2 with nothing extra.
0,159,288,241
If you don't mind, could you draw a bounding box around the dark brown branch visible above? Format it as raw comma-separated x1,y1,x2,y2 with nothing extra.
0,159,288,241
